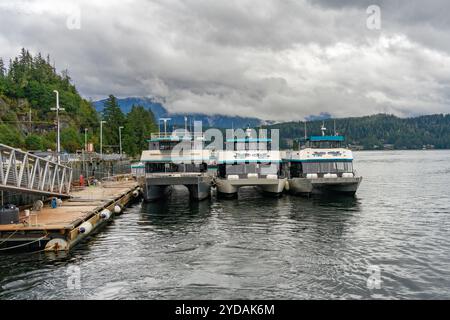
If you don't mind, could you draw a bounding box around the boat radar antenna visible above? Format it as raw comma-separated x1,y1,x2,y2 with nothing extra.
321,122,326,136
304,121,307,140
245,123,252,138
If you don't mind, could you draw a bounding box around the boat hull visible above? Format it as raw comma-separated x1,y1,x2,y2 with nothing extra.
288,176,362,196
143,185,172,202
216,177,286,197
143,174,212,201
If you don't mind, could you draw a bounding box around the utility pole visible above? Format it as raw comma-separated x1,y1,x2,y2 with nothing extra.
119,126,124,158
51,90,65,163
100,120,106,158
29,109,32,133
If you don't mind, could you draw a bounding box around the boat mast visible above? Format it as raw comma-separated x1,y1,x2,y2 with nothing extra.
321,121,326,136
304,121,307,140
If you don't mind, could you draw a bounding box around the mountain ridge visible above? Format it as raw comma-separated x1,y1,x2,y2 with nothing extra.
93,97,266,128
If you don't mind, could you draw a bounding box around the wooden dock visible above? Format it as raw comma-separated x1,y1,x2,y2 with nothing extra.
0,176,142,252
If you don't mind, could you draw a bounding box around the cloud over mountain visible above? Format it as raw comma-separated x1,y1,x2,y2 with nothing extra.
1,0,449,120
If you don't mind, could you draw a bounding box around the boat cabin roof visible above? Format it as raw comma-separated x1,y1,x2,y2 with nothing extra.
309,135,344,142
226,138,272,143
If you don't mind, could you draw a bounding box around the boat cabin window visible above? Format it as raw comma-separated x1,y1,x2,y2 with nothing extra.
228,140,271,151
146,162,207,173
159,141,180,151
289,162,303,178
217,162,280,178
302,161,353,174
307,140,342,149
146,162,177,173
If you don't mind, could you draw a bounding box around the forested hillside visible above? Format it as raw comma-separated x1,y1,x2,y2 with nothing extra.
1,49,449,155
0,49,157,157
266,113,450,149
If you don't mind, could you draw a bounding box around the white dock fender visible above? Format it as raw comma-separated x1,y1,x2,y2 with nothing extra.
45,238,69,251
285,179,290,191
78,221,93,234
132,189,139,197
113,204,122,214
100,209,112,220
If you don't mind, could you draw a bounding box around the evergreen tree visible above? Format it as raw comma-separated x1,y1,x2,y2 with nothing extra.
0,58,5,77
0,49,98,151
123,105,158,157
102,94,126,152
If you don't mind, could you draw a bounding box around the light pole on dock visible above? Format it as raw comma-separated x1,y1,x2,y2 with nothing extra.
119,126,124,158
51,90,64,163
84,128,88,151
100,120,106,158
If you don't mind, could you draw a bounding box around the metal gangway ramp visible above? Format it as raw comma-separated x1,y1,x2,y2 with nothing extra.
0,143,72,198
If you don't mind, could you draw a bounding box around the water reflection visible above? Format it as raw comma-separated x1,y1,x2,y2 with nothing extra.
1,151,450,299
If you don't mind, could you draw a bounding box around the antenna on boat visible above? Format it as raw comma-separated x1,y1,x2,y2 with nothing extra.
184,116,188,134
245,123,252,138
304,121,307,140
321,121,326,136
334,119,336,136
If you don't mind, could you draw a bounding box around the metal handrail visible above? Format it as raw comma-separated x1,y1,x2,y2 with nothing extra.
0,143,73,197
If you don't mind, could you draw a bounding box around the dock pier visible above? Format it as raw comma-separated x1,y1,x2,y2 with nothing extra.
0,176,142,252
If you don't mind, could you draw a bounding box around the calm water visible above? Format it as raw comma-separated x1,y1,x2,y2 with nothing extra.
1,150,449,299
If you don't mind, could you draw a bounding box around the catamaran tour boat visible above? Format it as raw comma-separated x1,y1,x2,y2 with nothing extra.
215,128,286,197
140,128,212,202
283,124,362,196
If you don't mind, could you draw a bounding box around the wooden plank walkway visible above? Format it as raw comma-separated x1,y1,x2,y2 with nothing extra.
0,178,142,251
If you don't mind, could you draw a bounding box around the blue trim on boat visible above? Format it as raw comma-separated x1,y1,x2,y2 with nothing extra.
225,138,272,143
309,136,344,142
284,158,353,163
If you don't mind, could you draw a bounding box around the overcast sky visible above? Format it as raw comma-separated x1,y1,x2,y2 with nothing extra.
1,0,450,120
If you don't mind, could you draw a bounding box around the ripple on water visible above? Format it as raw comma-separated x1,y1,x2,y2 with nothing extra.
1,151,450,299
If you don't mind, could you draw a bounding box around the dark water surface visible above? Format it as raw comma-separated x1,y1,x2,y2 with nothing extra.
1,150,449,299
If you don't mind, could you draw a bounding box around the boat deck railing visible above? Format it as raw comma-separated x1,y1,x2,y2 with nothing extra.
296,171,357,178
222,173,283,179
150,132,205,141
146,172,208,178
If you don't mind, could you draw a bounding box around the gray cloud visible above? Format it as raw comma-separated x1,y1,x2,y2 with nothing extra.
0,0,449,120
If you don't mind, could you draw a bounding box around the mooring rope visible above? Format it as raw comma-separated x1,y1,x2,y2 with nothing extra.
0,229,19,247
0,235,47,251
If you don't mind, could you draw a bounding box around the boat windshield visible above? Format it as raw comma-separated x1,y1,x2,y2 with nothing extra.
306,140,343,149
289,161,353,178
146,162,207,173
302,161,353,174
218,163,280,178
